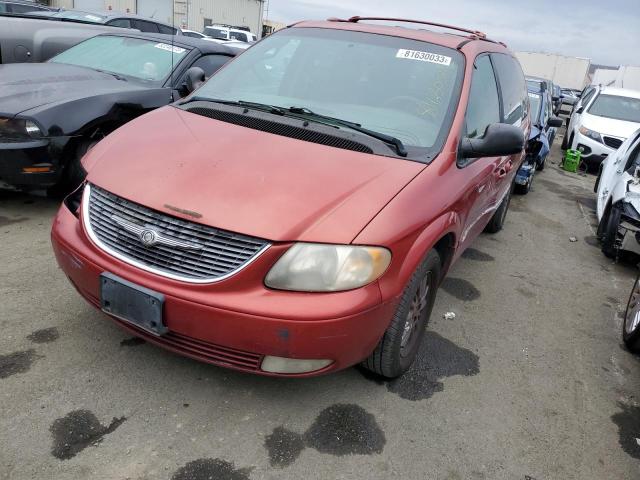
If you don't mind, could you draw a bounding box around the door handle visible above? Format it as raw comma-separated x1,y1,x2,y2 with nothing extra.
495,160,513,178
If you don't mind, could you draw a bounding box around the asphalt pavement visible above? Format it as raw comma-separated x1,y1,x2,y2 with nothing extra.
1,137,640,480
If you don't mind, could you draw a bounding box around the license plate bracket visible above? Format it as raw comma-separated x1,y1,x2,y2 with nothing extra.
100,272,167,336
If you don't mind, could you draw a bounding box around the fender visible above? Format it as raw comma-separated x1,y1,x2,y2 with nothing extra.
375,210,461,302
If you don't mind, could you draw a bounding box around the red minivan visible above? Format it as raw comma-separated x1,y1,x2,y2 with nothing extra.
51,17,529,378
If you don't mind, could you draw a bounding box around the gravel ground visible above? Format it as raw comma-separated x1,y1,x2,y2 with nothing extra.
1,137,639,480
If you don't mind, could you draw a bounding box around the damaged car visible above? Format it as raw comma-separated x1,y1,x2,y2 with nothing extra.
0,31,236,193
595,128,640,258
515,84,563,194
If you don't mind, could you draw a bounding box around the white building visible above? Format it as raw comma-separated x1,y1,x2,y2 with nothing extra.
515,51,591,90
592,66,640,91
50,0,265,36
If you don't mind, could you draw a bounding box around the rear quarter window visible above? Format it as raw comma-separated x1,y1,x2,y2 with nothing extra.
491,53,527,125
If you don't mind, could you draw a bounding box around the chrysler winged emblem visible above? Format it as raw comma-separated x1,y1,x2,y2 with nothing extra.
111,215,203,251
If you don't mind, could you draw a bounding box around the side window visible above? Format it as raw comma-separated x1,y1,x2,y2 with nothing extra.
581,89,597,109
624,139,640,172
9,3,43,13
157,24,176,35
134,20,160,33
491,53,527,125
107,18,131,28
464,55,501,141
188,55,231,79
230,32,248,42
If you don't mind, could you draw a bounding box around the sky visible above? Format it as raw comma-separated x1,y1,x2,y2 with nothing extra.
266,0,640,66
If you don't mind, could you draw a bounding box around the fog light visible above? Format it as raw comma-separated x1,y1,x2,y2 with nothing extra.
261,356,332,374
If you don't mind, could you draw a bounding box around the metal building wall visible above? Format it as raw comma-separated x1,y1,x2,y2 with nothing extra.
51,0,135,11
187,0,264,36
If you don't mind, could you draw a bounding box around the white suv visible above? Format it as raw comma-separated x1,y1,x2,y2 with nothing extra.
564,86,640,170
203,25,257,43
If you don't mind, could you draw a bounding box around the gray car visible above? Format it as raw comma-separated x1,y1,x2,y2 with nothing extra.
28,9,181,34
0,0,56,14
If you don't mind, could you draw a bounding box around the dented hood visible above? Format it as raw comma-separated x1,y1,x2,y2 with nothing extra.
84,106,425,243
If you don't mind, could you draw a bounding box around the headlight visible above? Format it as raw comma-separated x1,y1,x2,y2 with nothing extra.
579,126,603,144
265,243,391,292
0,117,43,140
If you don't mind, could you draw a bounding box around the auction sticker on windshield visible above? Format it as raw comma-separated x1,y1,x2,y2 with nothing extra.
396,49,451,66
154,43,186,54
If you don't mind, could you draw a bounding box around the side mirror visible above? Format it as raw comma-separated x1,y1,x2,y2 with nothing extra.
184,66,206,94
459,123,525,159
548,117,564,128
552,95,560,101
576,92,582,98
576,106,584,114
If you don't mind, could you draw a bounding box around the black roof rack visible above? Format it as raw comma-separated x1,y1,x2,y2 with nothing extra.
328,16,487,39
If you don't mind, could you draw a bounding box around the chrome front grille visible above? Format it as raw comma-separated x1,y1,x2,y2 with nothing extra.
84,184,269,283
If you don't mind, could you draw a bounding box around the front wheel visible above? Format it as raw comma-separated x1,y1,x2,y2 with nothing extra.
599,203,621,259
362,250,441,378
623,274,640,353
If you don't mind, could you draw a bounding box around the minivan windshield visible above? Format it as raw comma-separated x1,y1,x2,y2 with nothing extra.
50,35,188,84
588,94,640,123
191,27,464,157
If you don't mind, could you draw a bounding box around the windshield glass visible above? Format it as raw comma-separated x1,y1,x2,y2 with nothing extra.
192,27,464,155
204,27,229,40
50,36,188,84
528,92,542,121
53,10,106,23
588,94,640,123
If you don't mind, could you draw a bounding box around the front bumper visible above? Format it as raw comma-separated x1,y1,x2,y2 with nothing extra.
51,202,399,377
0,137,71,189
571,131,614,168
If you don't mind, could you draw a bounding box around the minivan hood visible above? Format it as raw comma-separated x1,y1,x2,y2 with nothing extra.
84,106,425,243
582,112,640,140
0,63,146,116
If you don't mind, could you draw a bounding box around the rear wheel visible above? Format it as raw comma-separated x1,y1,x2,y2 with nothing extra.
623,274,640,353
484,186,512,233
362,250,441,378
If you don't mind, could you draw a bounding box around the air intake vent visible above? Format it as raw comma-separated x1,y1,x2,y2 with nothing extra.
185,106,374,154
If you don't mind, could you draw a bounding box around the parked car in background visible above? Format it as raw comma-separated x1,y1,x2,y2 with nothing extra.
29,9,182,34
203,24,257,42
52,17,527,379
526,76,561,113
515,85,563,193
0,32,236,193
564,86,640,171
595,128,640,258
0,0,56,13
182,29,209,39
0,12,120,63
552,84,563,114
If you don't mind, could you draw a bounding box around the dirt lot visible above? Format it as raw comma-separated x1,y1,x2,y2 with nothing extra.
1,137,640,480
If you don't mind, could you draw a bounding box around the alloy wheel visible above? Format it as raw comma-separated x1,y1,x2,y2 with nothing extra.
400,272,432,356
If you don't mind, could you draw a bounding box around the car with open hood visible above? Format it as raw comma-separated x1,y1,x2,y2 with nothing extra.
0,31,236,193
564,86,640,171
515,82,563,194
595,128,640,258
52,17,528,378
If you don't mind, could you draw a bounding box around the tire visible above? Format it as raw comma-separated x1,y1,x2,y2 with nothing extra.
514,173,532,195
47,139,96,198
623,274,640,353
484,186,512,233
362,250,441,378
599,203,621,259
562,131,574,152
536,155,546,171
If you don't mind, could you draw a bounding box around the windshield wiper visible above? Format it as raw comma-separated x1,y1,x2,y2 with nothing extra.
95,69,127,81
286,106,408,157
179,97,285,115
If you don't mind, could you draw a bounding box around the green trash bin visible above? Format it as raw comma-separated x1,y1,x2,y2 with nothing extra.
563,149,581,173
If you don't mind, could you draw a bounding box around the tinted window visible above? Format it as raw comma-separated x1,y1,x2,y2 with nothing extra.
588,94,640,123
580,87,596,106
492,54,527,125
8,3,46,13
230,31,248,42
204,27,228,40
107,18,131,28
188,54,231,78
183,31,202,38
134,20,160,33
465,55,500,140
157,24,176,35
